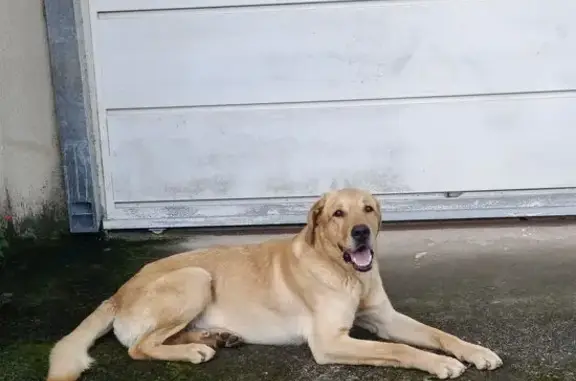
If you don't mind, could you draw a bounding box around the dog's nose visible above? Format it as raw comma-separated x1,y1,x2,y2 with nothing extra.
351,224,370,241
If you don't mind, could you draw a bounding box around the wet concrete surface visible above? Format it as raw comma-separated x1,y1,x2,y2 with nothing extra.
1,224,576,380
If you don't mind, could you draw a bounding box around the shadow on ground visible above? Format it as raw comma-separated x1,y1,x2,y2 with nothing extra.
1,228,575,381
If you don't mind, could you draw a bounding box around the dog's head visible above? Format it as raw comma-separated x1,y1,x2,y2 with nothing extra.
304,188,382,272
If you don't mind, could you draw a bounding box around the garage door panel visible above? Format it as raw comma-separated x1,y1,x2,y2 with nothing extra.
104,189,576,228
96,0,576,109
107,94,576,203
88,0,576,228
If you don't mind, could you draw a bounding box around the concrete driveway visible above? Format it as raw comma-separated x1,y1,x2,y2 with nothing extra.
1,223,575,380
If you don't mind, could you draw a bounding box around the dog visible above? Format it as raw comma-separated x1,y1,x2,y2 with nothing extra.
47,188,502,380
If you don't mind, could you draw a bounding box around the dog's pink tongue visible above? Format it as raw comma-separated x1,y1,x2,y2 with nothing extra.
350,248,372,267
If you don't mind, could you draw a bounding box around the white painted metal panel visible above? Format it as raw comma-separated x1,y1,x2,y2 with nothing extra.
107,94,576,202
85,0,576,229
95,0,576,108
106,189,576,229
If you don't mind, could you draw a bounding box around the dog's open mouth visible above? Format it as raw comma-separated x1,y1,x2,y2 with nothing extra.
340,245,374,272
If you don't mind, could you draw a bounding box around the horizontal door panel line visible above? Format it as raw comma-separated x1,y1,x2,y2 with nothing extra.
104,89,576,114
95,0,451,16
112,187,576,208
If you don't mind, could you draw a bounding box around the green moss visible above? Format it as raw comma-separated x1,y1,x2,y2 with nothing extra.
0,231,8,261
0,200,67,267
0,342,52,381
0,217,14,266
14,202,68,241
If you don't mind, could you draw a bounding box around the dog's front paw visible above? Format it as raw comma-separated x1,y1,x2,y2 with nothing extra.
187,344,216,364
457,343,503,370
425,354,467,379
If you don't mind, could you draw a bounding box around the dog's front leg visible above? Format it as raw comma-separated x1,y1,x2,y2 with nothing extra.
355,286,503,371
308,297,467,379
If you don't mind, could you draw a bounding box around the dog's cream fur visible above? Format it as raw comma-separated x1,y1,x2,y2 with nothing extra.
47,188,502,380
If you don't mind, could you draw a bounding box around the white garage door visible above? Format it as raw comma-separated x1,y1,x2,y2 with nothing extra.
86,0,576,229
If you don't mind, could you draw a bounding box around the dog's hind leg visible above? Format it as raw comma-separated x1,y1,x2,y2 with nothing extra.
166,328,243,349
120,267,217,364
129,325,216,364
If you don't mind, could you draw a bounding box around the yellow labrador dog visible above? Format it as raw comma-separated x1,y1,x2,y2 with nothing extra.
47,188,502,381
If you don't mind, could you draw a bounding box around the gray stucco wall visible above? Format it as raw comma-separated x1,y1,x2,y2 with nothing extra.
0,1,67,237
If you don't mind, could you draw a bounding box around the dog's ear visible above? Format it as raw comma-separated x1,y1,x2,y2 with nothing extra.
372,194,383,232
304,193,328,246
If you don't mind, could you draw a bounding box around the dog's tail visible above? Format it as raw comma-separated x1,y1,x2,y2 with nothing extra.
46,299,116,381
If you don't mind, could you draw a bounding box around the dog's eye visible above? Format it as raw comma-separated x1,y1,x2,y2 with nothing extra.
364,205,374,213
333,209,345,218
